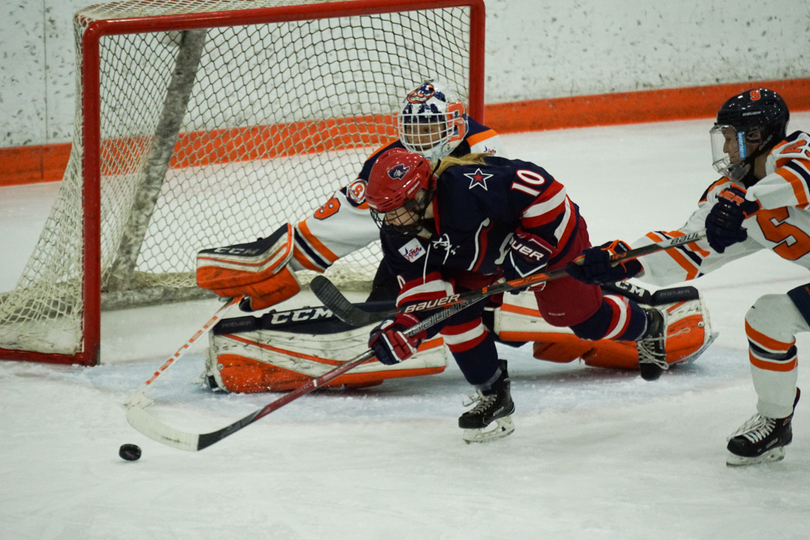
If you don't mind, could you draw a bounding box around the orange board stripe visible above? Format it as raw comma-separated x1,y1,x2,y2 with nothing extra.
485,77,810,134
4,78,810,187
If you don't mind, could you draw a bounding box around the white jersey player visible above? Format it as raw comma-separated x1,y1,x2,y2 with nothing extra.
569,88,805,466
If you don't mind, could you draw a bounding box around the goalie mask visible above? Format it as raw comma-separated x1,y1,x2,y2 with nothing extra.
710,88,789,184
397,79,468,162
367,148,436,237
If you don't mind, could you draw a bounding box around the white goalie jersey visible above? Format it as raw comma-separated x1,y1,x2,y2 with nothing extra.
634,131,810,285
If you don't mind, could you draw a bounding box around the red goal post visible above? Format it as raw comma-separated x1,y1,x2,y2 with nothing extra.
0,0,485,367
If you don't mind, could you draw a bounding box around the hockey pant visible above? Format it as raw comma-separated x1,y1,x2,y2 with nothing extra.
745,285,810,419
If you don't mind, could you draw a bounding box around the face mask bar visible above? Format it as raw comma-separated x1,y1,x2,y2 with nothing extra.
370,189,432,237
399,114,448,157
396,102,466,162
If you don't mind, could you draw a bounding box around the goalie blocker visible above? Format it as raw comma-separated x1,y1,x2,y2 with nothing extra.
203,282,716,393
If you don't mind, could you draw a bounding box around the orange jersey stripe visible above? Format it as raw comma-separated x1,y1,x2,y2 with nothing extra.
292,247,324,272
645,232,700,280
296,219,340,265
775,166,810,207
700,178,729,203
653,229,710,257
465,128,498,148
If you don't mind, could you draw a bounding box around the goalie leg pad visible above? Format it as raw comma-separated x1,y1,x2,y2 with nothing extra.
197,223,301,309
205,322,448,393
495,287,716,370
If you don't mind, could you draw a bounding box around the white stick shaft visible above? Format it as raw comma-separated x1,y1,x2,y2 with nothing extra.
122,296,241,409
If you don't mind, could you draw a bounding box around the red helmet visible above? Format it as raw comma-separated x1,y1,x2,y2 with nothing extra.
367,148,435,212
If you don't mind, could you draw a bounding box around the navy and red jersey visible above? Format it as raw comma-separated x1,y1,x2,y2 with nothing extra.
292,117,506,272
381,156,582,309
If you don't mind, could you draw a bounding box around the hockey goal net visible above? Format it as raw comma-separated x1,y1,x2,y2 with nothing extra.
0,0,484,366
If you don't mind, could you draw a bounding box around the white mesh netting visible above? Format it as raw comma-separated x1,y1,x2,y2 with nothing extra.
0,0,475,359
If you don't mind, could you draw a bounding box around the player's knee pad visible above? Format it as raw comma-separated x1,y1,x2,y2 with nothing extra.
196,223,301,310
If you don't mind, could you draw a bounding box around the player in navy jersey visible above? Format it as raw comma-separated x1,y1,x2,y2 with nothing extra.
364,149,669,442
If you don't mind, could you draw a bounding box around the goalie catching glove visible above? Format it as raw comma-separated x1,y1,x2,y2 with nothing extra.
196,223,301,311
368,313,427,365
566,239,642,285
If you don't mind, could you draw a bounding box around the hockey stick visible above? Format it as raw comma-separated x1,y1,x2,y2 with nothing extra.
312,230,708,327
125,295,477,451
123,296,242,409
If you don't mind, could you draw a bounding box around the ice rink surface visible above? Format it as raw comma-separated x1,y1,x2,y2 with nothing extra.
2,114,810,539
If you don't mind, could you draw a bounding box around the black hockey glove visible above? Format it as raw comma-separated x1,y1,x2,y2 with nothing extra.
566,240,642,285
705,186,760,253
368,313,427,365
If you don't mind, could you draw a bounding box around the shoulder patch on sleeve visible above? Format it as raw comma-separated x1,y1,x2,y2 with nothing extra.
341,179,368,206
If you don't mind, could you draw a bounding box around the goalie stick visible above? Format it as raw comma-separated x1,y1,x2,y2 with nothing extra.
123,296,242,409
125,294,478,451
312,230,708,327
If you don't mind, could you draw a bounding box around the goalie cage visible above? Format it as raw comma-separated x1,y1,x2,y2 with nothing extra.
0,0,486,366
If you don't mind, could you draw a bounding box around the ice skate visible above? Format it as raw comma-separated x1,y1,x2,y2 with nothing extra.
726,388,800,467
459,361,515,443
637,308,668,381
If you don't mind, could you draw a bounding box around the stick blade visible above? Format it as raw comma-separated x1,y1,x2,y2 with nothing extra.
126,406,201,452
310,275,380,326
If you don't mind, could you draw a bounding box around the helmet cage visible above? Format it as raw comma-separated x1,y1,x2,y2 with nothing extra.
397,80,468,162
370,189,433,237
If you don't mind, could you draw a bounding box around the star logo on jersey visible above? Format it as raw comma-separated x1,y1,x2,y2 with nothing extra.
464,168,493,191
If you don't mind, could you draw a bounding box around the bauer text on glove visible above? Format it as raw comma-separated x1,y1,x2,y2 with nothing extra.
502,228,553,283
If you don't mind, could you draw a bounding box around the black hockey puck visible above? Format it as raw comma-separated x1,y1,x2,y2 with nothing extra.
119,443,142,461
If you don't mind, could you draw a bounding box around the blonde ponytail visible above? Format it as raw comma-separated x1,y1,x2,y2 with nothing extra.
432,152,491,176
